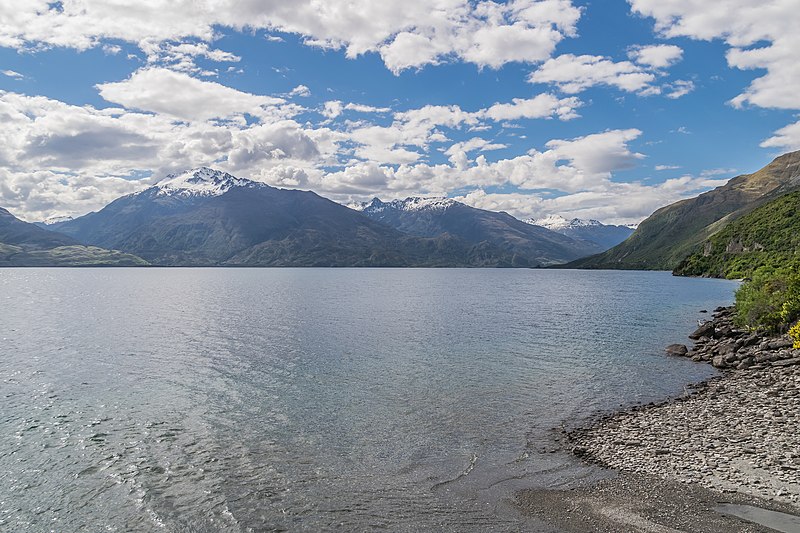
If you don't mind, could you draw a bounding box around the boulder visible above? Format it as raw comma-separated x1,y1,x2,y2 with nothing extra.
689,321,715,340
665,344,689,356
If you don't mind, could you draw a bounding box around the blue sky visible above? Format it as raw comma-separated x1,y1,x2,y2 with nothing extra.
0,0,798,224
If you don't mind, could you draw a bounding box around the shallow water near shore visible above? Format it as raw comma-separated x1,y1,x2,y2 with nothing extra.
0,268,737,531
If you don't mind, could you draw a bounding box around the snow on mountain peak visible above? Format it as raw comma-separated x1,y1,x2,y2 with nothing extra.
356,196,459,213
41,215,74,225
528,214,603,229
155,167,250,197
397,197,458,211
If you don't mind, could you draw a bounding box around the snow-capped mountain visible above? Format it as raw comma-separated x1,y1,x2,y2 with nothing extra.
356,197,604,265
353,196,458,214
46,169,528,267
39,215,74,226
527,214,603,230
525,214,634,251
154,167,254,197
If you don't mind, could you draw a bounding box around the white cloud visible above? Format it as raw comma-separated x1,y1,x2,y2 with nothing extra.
761,118,800,151
324,129,648,208
0,89,329,219
664,79,695,99
630,0,800,148
455,174,729,225
138,41,241,75
1,69,24,79
0,169,142,222
628,44,683,68
655,164,681,171
96,68,287,122
0,86,706,227
482,93,581,121
322,100,344,119
0,0,583,72
529,54,657,94
338,95,582,166
444,137,507,169
289,85,311,97
344,103,392,114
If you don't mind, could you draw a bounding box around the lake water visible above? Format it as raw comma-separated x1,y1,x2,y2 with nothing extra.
0,268,737,531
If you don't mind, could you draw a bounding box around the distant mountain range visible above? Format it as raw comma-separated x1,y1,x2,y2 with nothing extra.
38,168,607,267
570,150,800,271
0,207,146,266
354,197,604,266
526,215,635,250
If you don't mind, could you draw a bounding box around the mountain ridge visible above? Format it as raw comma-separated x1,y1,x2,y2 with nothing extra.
0,207,147,266
526,214,635,250
355,196,604,265
567,150,800,271
51,168,592,267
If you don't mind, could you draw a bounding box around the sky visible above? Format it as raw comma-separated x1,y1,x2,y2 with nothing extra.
0,1,799,225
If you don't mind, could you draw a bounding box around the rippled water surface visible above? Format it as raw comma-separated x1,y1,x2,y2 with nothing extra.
0,268,736,531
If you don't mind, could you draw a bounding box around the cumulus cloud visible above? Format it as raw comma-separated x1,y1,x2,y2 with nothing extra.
138,40,241,74
529,54,657,94
289,85,311,97
455,174,729,225
340,94,583,166
664,79,695,99
0,89,329,218
761,119,800,151
0,82,728,227
0,0,583,73
328,129,648,209
482,93,581,121
628,44,683,68
96,68,288,122
344,103,392,114
630,0,800,148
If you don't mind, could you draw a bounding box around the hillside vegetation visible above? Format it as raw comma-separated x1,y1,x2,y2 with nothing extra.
674,190,800,278
569,150,800,270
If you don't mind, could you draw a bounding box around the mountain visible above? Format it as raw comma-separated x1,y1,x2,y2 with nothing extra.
0,207,147,266
674,190,800,278
353,197,604,265
568,150,800,270
50,168,541,267
526,215,634,251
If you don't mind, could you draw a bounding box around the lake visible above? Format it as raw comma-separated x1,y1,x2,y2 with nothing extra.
0,268,737,531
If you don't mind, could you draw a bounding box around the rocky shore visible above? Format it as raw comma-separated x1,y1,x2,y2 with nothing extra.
567,306,800,508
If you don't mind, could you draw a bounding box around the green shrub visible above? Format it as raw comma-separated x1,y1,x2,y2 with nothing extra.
735,264,800,333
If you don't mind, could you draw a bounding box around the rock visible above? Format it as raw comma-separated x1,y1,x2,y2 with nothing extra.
712,355,726,368
689,321,715,340
767,338,793,350
665,344,689,356
741,335,760,348
772,357,800,367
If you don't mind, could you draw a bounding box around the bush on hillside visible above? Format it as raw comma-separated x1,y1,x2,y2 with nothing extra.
735,264,800,333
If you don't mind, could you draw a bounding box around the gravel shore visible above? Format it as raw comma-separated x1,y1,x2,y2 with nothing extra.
517,306,800,532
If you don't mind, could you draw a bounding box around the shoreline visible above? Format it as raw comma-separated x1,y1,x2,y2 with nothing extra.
517,306,800,532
